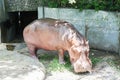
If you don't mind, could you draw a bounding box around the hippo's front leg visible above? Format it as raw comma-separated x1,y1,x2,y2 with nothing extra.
58,49,65,64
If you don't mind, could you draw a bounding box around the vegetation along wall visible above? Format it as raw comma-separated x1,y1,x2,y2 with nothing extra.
38,7,120,54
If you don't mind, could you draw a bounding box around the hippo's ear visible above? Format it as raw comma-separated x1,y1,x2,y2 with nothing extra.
72,46,81,53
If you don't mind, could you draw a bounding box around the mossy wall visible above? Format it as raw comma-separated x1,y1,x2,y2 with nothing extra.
5,0,42,12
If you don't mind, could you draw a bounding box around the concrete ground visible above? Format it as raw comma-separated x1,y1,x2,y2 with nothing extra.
45,50,120,80
0,43,46,80
39,49,120,80
0,43,120,80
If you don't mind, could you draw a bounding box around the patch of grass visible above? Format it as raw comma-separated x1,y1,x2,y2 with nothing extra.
38,53,56,67
38,53,55,60
48,56,71,72
38,53,72,72
90,57,102,65
39,53,106,72
113,60,120,70
106,58,120,70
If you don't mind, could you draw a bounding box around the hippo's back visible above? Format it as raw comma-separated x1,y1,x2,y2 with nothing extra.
23,18,71,50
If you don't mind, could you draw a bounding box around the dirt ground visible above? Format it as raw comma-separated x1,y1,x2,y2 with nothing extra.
5,43,120,80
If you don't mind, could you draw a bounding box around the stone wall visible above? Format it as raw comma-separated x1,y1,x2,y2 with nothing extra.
5,0,42,12
0,0,8,43
0,0,6,22
38,7,120,54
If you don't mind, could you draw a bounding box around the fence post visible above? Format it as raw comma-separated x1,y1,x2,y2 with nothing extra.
85,24,88,39
42,0,45,18
117,12,120,56
42,7,45,18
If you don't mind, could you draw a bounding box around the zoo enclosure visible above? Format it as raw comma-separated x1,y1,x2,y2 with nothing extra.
0,0,120,55
41,0,120,55
38,7,120,55
0,0,41,42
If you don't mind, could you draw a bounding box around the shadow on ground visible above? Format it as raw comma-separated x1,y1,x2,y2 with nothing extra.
4,43,120,80
37,49,120,80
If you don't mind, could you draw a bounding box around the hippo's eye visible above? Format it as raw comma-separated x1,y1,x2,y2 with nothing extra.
71,58,75,63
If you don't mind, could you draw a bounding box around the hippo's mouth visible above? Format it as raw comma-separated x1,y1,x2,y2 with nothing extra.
72,64,92,73
74,67,87,73
74,67,92,73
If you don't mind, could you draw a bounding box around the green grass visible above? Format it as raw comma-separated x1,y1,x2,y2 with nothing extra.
48,57,71,72
90,57,102,66
38,53,71,72
106,58,120,70
39,53,104,72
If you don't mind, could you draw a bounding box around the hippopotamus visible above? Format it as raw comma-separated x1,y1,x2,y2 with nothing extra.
23,18,92,73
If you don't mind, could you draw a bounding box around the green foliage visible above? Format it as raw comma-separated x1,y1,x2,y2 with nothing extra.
91,57,102,65
48,57,71,72
43,0,120,11
38,53,72,72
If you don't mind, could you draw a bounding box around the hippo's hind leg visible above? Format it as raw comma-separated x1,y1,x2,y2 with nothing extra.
58,49,65,64
27,44,37,58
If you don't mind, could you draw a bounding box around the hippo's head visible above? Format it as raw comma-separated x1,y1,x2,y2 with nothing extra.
69,41,92,73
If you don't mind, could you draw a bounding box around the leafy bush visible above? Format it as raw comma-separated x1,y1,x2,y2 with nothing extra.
43,0,120,11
